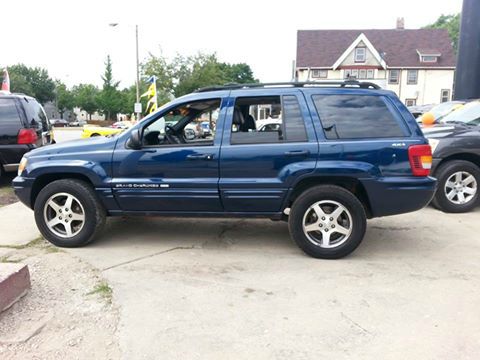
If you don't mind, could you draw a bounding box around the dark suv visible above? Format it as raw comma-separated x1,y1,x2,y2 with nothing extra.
13,82,436,259
0,92,54,176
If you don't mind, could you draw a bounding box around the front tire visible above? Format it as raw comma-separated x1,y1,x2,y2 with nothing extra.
431,160,479,213
288,185,367,259
34,179,106,247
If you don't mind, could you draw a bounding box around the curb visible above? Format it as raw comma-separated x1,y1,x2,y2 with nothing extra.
0,263,31,312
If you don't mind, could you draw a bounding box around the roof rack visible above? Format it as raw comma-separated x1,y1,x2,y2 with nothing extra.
195,80,381,93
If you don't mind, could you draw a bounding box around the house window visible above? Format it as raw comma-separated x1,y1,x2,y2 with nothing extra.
388,70,399,84
405,99,416,107
366,69,374,79
344,69,351,78
311,69,328,79
359,69,367,79
354,47,366,62
421,55,437,63
441,89,450,103
407,70,418,85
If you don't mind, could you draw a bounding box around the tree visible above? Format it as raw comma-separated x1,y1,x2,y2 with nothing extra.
7,64,56,104
141,52,259,100
220,62,257,84
72,84,99,120
424,13,460,53
55,82,75,119
97,56,123,121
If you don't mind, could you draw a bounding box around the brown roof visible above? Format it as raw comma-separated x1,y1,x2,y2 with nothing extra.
296,29,456,68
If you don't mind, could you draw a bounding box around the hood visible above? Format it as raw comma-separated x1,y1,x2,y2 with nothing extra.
421,123,475,139
26,136,117,158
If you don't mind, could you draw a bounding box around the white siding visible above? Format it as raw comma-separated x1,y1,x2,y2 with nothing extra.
385,69,454,105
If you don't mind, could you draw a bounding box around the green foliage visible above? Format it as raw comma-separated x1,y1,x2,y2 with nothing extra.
97,56,123,121
7,64,55,104
424,13,460,52
55,81,75,118
142,52,258,98
72,84,99,120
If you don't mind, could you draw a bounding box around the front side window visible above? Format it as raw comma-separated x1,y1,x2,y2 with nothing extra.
354,47,366,62
230,95,307,144
407,70,418,85
142,99,220,146
388,70,399,84
312,94,405,140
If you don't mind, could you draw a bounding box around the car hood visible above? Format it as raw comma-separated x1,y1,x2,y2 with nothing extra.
421,124,477,139
26,136,117,158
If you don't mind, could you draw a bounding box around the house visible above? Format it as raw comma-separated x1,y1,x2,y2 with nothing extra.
295,19,456,106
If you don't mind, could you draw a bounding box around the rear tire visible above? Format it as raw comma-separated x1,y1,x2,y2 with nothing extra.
288,185,367,259
431,160,479,213
34,179,106,247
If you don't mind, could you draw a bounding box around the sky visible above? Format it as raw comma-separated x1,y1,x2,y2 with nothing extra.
1,0,462,89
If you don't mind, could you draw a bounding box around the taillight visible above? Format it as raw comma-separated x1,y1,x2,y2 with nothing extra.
17,128,38,144
408,144,432,177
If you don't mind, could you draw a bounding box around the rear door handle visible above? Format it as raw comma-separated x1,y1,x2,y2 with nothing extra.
284,150,310,157
186,153,214,160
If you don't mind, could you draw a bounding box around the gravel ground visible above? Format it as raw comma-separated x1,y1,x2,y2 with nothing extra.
0,174,16,208
0,239,120,359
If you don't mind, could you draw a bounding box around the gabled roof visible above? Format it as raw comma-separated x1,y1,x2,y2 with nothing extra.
332,33,386,70
296,29,456,68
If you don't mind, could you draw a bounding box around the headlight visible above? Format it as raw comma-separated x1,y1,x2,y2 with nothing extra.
18,157,28,176
428,138,440,154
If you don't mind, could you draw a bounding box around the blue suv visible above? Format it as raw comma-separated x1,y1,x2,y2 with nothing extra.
13,81,436,259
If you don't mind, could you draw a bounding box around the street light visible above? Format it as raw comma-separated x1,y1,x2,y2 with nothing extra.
109,23,141,120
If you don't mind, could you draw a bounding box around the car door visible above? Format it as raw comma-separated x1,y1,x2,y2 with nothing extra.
219,89,318,213
111,95,228,213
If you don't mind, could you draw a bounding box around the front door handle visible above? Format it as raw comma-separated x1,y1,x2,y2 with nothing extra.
284,150,310,157
186,153,214,160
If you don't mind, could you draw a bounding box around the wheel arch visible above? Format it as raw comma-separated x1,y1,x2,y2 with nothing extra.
285,176,373,218
434,153,480,174
30,173,94,209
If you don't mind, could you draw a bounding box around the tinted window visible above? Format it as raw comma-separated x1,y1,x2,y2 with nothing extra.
312,95,405,139
24,99,50,131
0,99,22,128
231,95,307,144
283,95,307,142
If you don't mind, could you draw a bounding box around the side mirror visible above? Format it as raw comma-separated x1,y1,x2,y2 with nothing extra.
128,128,142,149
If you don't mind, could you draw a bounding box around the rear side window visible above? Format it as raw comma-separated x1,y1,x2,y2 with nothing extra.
312,94,405,139
231,95,307,144
24,99,50,131
0,99,22,127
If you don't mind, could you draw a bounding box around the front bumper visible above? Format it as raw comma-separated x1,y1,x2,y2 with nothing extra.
361,176,437,217
12,176,34,209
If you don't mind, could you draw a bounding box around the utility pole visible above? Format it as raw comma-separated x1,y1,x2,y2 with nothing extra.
135,25,141,120
454,0,480,100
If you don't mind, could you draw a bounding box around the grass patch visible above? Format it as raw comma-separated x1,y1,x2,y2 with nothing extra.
1,236,46,250
0,255,23,263
87,281,113,303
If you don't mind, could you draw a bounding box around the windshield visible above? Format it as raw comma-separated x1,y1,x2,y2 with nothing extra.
441,101,480,125
430,102,463,120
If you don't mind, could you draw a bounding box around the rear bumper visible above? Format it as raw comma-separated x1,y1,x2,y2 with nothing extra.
12,176,34,209
361,176,437,217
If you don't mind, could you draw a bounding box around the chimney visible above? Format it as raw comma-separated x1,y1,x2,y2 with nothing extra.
396,17,405,30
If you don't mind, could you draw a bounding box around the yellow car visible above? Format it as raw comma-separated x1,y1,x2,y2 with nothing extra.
81,126,124,138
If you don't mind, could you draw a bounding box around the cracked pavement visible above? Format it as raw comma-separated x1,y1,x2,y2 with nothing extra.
65,207,480,360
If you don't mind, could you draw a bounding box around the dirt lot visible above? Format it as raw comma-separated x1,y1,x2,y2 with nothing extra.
0,174,16,207
0,238,120,360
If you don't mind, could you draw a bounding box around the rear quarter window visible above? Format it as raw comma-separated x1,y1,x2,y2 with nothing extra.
0,98,22,128
312,94,406,140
